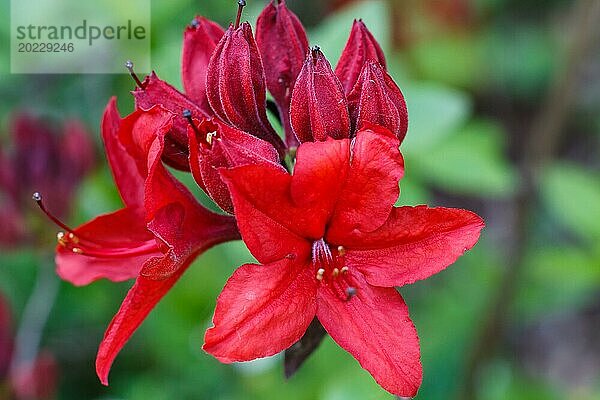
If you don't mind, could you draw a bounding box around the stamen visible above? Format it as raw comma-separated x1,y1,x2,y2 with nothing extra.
332,268,339,277
67,241,159,258
341,266,349,274
337,245,346,256
316,268,325,281
57,232,67,246
34,191,124,248
234,0,246,30
125,60,145,89
33,192,75,235
345,287,357,300
206,131,217,145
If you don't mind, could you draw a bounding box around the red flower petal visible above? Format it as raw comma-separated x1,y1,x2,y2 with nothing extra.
221,165,312,263
188,119,279,213
316,272,422,397
55,208,158,286
206,22,285,156
344,206,484,287
290,48,350,143
204,258,317,362
347,62,408,141
181,16,225,111
133,72,206,171
120,107,240,279
96,266,188,385
326,127,404,241
290,137,350,215
256,0,309,147
101,98,145,208
335,20,386,94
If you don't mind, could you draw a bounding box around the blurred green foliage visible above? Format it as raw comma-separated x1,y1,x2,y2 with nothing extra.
1,0,599,399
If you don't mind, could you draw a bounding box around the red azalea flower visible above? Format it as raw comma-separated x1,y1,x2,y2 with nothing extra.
203,127,484,397
41,0,485,393
44,99,239,384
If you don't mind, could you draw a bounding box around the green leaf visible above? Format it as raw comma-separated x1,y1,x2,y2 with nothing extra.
513,246,600,321
409,34,483,89
401,82,471,154
409,119,518,196
541,162,600,239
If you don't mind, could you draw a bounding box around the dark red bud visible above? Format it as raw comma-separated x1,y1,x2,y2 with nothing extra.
182,16,225,111
335,20,387,94
188,118,279,213
256,0,309,147
206,22,286,157
134,72,208,171
347,61,408,142
59,120,95,185
11,114,58,195
290,47,350,143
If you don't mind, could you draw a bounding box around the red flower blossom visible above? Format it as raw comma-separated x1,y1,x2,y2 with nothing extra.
47,99,239,384
42,0,485,394
203,127,484,397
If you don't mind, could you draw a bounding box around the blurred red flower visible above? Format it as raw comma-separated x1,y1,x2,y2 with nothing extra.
0,113,94,247
0,293,58,400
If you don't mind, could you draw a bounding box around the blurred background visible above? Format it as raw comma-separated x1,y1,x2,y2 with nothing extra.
1,0,600,399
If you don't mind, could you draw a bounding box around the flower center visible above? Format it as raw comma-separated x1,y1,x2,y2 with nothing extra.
311,238,357,301
34,191,161,258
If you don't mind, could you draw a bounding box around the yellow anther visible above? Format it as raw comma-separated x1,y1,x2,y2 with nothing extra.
341,266,349,274
68,232,79,243
206,131,217,145
72,247,83,254
57,232,67,246
337,245,346,256
316,268,325,281
332,268,339,277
